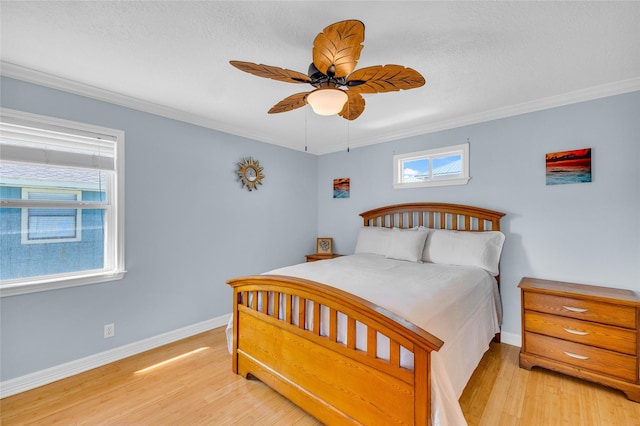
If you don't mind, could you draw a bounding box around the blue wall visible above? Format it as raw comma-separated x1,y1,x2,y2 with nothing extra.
317,91,640,341
0,77,319,380
2,75,638,382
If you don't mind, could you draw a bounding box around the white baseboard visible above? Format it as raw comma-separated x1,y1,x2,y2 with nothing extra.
500,331,522,347
0,314,231,398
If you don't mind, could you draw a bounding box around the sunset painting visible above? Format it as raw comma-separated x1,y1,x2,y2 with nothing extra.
333,178,350,198
546,148,592,185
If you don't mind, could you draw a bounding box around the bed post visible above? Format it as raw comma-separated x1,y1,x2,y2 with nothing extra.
231,288,240,374
414,348,431,426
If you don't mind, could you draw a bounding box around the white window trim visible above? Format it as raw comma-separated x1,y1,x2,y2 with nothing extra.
0,108,125,297
393,143,470,189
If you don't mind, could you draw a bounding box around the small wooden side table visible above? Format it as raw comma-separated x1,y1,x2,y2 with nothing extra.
518,276,640,402
305,253,343,262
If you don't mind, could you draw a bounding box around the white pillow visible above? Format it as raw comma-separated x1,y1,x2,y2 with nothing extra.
354,227,392,256
422,229,505,275
385,227,430,263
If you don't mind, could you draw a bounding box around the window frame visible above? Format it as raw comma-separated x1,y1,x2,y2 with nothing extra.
0,108,125,296
393,143,470,189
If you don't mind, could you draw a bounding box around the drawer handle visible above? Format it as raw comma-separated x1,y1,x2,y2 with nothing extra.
562,327,589,336
562,305,588,313
564,351,590,360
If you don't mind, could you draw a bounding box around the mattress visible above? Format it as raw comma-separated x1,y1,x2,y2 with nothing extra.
227,253,501,426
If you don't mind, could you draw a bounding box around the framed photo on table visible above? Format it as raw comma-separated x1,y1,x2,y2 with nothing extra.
316,238,333,255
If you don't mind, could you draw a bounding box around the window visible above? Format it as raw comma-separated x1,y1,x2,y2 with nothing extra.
393,143,470,189
21,188,82,244
0,108,125,296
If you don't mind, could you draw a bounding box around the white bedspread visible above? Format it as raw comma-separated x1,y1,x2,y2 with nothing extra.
264,253,502,426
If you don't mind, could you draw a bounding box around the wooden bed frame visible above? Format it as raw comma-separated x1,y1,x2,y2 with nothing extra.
227,203,505,425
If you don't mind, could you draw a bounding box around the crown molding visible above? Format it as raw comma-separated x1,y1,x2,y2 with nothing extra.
0,61,273,146
316,77,640,155
3,62,638,156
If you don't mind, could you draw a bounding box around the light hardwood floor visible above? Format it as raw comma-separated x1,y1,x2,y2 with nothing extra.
2,327,639,425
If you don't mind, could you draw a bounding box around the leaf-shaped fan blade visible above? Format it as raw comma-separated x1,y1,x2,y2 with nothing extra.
313,20,365,78
346,65,425,94
338,91,365,121
268,92,310,114
230,61,311,84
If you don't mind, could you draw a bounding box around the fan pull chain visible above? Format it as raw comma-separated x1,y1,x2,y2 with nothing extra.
347,102,350,152
304,108,308,152
347,121,350,153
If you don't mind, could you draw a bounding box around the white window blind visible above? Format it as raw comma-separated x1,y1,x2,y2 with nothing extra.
0,115,116,170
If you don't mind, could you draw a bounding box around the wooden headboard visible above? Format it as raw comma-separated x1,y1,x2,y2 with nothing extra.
360,202,505,232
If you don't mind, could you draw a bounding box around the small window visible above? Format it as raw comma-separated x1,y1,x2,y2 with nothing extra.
393,143,470,189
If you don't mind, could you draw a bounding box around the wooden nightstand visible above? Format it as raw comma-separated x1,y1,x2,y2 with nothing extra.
518,277,640,402
305,253,343,262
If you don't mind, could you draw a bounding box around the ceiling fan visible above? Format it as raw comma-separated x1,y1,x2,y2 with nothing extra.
230,20,425,120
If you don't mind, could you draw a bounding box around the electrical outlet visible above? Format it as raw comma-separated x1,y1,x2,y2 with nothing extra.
104,323,115,338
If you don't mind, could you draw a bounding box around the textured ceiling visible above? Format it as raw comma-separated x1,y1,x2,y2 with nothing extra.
1,1,639,154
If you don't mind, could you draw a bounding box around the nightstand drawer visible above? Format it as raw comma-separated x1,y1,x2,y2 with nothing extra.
524,292,637,329
524,311,637,355
526,332,637,382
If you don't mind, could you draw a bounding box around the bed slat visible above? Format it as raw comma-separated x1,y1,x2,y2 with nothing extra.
347,317,356,350
367,327,377,358
329,308,338,342
298,297,306,329
390,340,401,368
285,294,292,324
313,301,321,335
274,291,280,319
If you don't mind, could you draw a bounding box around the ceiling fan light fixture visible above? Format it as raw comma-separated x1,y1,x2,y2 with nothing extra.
307,88,348,116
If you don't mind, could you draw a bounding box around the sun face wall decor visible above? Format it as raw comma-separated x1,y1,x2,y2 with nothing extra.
237,157,264,191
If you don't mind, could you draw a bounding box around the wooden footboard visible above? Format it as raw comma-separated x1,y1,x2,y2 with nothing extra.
227,275,444,426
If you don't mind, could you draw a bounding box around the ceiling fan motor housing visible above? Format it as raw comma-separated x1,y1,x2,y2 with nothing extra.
307,63,346,88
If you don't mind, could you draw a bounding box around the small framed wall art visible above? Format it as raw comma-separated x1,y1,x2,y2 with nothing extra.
333,178,350,198
316,237,333,255
545,148,592,185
